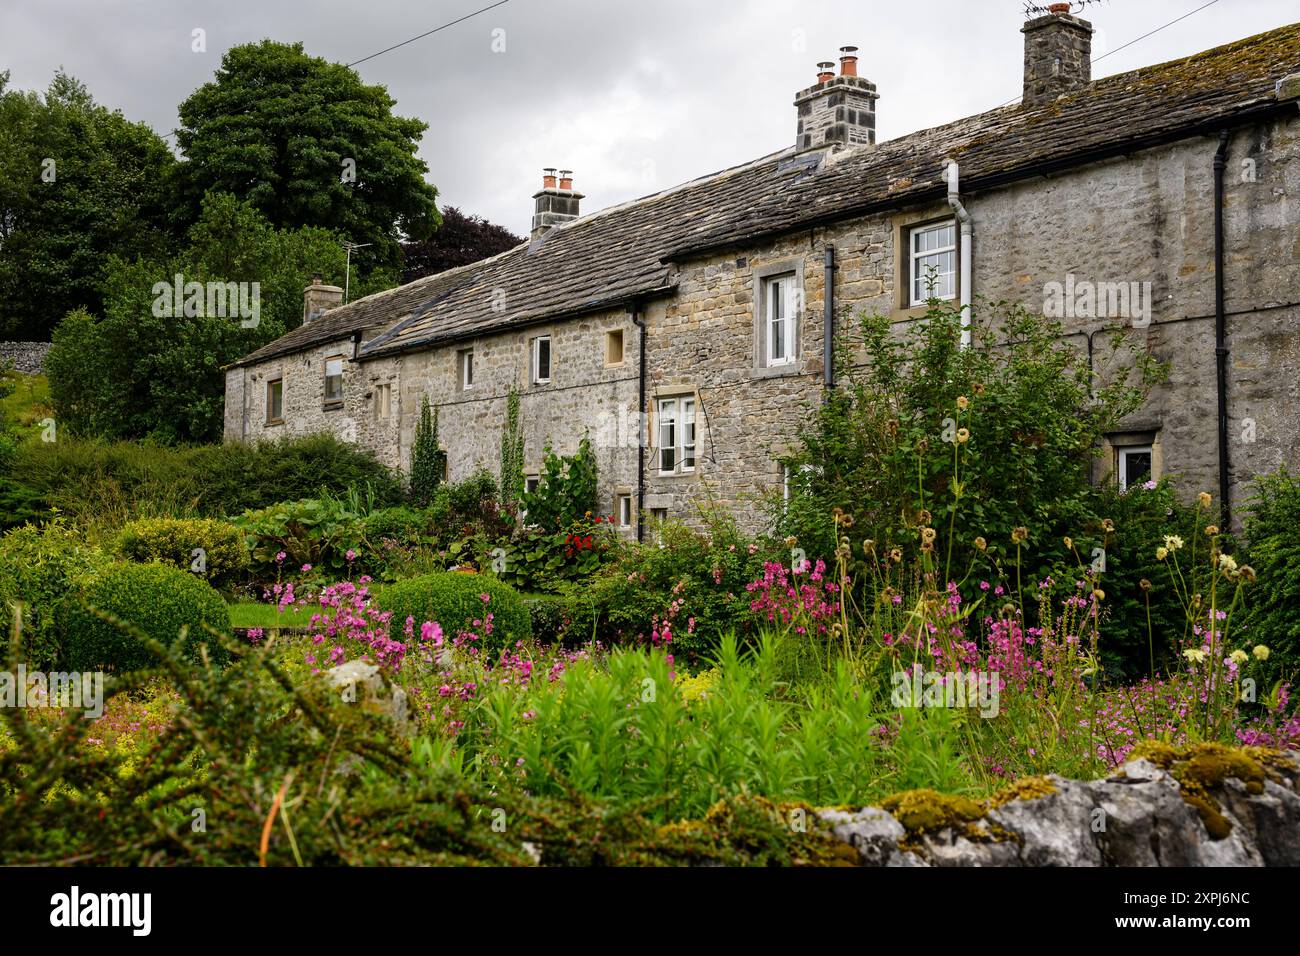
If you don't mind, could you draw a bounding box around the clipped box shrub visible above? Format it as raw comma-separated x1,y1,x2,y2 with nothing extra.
61,563,232,673
117,517,249,587
376,572,530,652
0,519,110,668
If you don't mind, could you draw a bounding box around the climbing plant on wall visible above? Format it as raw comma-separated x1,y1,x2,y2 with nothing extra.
499,387,525,513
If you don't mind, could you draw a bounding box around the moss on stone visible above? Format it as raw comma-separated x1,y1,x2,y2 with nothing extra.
987,775,1057,809
1126,742,1282,841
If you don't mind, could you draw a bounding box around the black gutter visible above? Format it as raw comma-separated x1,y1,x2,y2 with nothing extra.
358,283,678,362
1213,129,1233,530
631,304,647,543
663,101,1295,263
823,246,836,391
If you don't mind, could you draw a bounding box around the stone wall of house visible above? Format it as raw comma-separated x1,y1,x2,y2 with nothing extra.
971,114,1300,518
392,308,641,527
225,112,1300,538
223,336,368,446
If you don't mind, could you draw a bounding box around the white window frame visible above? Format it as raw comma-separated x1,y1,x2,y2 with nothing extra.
656,395,696,475
617,494,633,529
531,336,551,384
323,355,344,405
1117,444,1154,492
459,349,475,389
909,219,957,307
374,382,391,419
763,273,796,367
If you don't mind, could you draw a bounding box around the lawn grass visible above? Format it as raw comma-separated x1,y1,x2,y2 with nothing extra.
227,601,317,630
1,371,51,429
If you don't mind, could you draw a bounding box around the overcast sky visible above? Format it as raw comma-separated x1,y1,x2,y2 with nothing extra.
2,0,1296,237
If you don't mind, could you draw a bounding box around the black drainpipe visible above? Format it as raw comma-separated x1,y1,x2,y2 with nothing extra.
632,304,647,542
1213,130,1232,530
823,246,836,391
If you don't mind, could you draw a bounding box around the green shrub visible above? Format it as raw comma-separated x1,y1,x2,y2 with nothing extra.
781,299,1163,574
117,517,249,587
555,514,771,659
234,496,364,585
0,475,49,532
360,506,427,548
376,572,530,653
524,593,581,643
61,563,232,672
1085,481,1204,681
0,519,110,668
5,433,402,526
1241,468,1300,680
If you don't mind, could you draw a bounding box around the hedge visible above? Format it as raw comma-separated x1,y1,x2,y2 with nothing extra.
376,572,530,653
61,563,232,673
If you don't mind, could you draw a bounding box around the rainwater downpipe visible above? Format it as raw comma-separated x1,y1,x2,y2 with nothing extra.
632,304,647,543
1213,130,1232,530
946,159,973,348
823,246,836,390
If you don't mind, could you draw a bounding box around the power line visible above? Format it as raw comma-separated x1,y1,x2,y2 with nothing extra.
992,0,1224,109
347,0,513,66
158,0,514,139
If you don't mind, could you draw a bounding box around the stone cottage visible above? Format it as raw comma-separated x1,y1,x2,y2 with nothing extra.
225,9,1300,536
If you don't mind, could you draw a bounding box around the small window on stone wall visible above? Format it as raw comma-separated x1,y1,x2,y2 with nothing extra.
324,356,344,406
266,378,283,425
531,336,551,384
606,329,624,366
1117,445,1154,492
459,349,475,389
908,220,957,306
617,494,633,529
374,382,392,419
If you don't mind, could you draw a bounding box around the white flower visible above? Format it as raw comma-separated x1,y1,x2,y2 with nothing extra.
1183,648,1208,664
1253,645,1270,661
1164,535,1184,551
1229,649,1249,665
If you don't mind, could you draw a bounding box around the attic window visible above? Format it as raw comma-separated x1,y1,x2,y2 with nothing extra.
323,356,344,406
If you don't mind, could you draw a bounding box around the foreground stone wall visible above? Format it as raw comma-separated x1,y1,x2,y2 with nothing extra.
821,746,1300,867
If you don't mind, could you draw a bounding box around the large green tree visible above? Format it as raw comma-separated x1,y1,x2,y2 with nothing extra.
46,193,358,443
175,41,440,273
0,71,176,340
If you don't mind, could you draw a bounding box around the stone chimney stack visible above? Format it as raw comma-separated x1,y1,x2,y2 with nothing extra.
531,168,583,240
302,274,344,325
1021,4,1093,108
794,45,879,150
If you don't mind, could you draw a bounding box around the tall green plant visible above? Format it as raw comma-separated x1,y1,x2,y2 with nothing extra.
409,396,443,506
499,387,525,512
519,437,598,530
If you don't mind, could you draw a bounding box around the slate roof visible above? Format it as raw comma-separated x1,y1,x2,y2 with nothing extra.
231,21,1300,368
